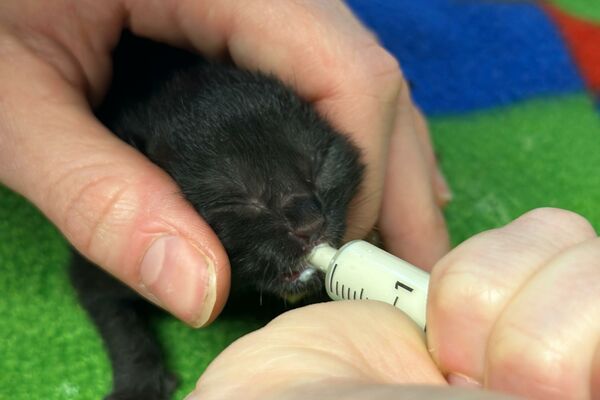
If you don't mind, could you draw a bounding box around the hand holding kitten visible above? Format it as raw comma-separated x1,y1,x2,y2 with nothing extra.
0,0,448,325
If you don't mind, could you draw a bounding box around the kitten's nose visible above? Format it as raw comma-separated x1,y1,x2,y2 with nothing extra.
284,195,325,244
292,215,325,243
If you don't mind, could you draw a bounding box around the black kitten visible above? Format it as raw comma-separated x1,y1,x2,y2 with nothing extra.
70,32,364,400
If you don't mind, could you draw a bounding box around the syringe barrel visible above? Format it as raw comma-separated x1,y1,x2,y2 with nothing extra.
323,240,429,329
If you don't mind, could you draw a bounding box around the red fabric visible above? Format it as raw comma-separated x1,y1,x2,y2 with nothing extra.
544,3,600,93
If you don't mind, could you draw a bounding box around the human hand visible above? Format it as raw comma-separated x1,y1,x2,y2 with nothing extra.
0,0,448,327
188,208,599,400
428,207,599,399
189,301,516,400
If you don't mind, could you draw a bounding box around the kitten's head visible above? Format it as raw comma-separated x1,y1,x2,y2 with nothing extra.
145,68,364,299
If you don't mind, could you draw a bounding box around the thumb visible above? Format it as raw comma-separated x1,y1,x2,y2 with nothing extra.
0,42,229,327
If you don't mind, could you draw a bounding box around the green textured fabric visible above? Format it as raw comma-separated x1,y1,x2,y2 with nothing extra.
432,93,600,244
0,188,261,399
1,92,600,399
550,0,600,23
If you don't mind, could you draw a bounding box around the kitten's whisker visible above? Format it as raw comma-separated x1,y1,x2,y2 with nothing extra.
259,258,271,301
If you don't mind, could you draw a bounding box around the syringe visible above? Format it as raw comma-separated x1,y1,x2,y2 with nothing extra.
308,240,430,330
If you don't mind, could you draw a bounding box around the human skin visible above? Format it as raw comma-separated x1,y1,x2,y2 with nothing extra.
190,208,600,400
0,0,449,327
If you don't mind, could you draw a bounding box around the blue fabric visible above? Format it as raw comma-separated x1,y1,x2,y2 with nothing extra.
346,0,584,115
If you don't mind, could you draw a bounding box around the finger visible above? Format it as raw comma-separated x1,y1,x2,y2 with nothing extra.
192,301,445,400
485,237,600,399
0,37,229,327
592,343,600,400
258,384,520,400
427,208,597,385
377,93,450,270
125,0,403,239
411,105,452,206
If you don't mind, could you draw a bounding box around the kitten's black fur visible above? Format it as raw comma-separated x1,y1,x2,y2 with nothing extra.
70,32,364,400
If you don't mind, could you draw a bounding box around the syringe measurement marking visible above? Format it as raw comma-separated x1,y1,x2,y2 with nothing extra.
340,285,354,300
327,262,369,300
329,263,338,293
336,283,358,300
392,280,414,309
395,281,414,292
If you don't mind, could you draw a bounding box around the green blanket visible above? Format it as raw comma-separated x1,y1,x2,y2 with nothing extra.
2,1,600,399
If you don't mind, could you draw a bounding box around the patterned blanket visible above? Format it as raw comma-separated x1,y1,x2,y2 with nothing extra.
1,1,599,398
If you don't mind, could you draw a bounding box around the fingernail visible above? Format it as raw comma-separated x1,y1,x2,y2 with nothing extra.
140,235,216,327
447,372,482,388
434,168,453,205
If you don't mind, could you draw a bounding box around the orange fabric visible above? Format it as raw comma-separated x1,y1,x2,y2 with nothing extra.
544,3,600,93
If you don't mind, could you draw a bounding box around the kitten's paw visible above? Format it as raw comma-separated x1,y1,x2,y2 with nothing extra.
105,370,178,400
105,393,166,400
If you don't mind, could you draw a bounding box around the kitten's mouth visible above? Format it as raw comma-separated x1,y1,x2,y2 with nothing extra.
282,267,317,283
278,265,322,303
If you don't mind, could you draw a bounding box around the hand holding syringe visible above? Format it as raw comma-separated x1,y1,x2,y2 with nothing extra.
308,240,429,330
196,209,600,400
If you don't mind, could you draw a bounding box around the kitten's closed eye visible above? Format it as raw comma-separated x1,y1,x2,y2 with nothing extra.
98,32,364,300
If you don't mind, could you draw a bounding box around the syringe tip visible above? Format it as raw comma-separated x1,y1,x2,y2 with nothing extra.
308,244,338,272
